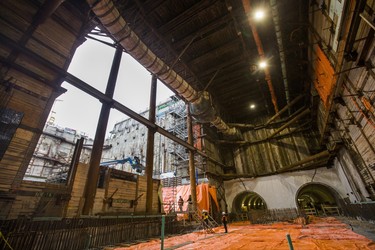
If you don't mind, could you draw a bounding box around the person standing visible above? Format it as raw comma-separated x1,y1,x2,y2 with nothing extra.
187,195,193,221
178,196,184,211
222,212,228,233
202,210,209,229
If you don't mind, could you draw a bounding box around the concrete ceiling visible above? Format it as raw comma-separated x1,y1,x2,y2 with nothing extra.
96,0,309,123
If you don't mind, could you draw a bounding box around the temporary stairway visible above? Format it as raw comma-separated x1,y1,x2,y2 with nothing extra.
191,208,220,234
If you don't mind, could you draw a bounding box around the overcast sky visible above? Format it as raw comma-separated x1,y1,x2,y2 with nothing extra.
50,37,174,138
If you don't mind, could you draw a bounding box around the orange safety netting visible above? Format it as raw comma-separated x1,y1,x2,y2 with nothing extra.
115,217,375,250
161,184,219,216
313,45,335,108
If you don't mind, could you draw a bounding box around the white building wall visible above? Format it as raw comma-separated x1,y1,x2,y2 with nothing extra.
224,167,352,212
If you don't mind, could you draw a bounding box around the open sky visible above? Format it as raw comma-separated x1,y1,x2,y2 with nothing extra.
50,36,174,138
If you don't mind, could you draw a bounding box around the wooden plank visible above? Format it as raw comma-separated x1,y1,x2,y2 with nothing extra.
34,17,76,56
0,19,24,43
26,38,68,68
8,68,53,98
0,0,37,24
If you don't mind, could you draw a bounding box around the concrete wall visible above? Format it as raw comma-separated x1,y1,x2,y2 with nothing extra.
224,167,352,212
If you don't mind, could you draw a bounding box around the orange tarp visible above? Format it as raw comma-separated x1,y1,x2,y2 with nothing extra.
193,124,202,150
313,45,335,108
115,217,375,250
162,184,219,214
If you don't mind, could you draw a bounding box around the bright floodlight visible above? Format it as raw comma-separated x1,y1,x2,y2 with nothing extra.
250,104,256,109
259,61,267,69
254,10,265,21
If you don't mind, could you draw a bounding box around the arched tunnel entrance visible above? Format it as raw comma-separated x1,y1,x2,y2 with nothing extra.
296,183,340,215
232,191,267,214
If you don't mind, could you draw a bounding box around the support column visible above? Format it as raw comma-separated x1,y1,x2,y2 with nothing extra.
146,75,157,213
187,104,197,210
66,137,84,189
82,46,122,215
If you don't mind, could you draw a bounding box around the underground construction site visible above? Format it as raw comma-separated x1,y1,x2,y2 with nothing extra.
1,0,375,249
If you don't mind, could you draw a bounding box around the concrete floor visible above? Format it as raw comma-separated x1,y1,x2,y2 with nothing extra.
109,216,375,250
337,216,375,242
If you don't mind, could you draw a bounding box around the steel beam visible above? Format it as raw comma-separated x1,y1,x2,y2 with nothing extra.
146,75,157,213
268,108,310,139
265,94,305,125
187,104,197,211
0,34,226,167
82,46,122,215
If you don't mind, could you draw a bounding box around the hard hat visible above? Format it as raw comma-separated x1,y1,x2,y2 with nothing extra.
222,212,226,215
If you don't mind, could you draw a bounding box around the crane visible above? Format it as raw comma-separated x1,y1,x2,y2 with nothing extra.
100,156,145,173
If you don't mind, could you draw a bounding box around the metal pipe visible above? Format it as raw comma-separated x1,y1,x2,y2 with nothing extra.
270,0,290,111
203,68,221,91
187,104,197,211
218,121,310,146
87,0,197,101
219,150,330,179
265,95,304,125
242,0,279,114
169,33,198,71
190,91,242,138
278,150,330,172
161,215,165,250
268,108,310,139
146,75,157,213
286,234,294,250
86,0,241,138
82,46,122,215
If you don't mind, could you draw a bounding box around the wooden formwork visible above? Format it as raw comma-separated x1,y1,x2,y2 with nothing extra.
2,163,161,219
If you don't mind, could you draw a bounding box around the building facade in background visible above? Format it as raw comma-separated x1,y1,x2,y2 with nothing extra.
25,96,195,183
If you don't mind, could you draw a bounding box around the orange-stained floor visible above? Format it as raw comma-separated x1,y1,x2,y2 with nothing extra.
114,217,375,250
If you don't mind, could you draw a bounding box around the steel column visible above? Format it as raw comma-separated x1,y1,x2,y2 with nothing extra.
187,105,197,210
82,46,122,215
146,75,157,213
66,137,84,189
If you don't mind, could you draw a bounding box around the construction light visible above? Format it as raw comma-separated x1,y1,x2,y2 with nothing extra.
250,104,256,109
254,9,265,21
259,61,267,69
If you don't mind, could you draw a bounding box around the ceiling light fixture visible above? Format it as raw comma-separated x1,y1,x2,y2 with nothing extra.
259,61,267,69
254,9,265,21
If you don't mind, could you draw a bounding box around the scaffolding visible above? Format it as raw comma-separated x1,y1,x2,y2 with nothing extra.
167,96,189,177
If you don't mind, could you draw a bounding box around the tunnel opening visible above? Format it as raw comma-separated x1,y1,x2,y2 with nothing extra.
296,183,341,216
232,191,267,214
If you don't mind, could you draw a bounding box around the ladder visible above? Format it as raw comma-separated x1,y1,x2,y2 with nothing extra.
241,212,249,221
191,208,220,234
